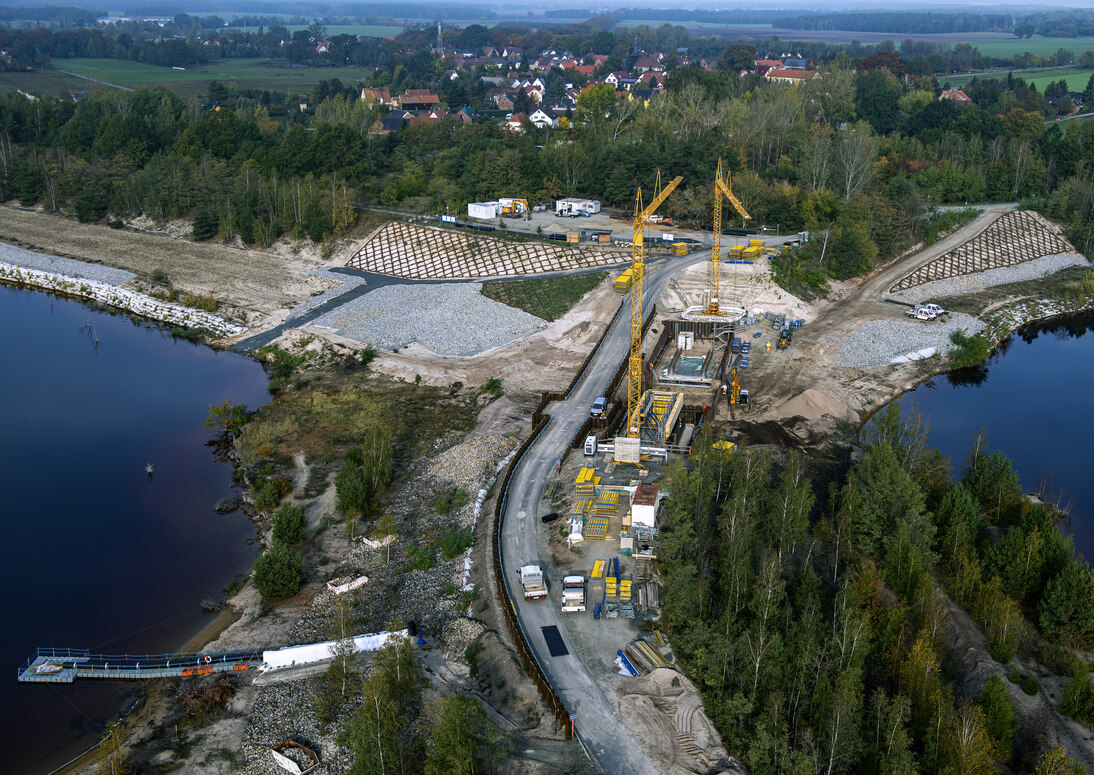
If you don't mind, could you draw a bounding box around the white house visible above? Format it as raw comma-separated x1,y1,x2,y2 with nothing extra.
528,108,557,128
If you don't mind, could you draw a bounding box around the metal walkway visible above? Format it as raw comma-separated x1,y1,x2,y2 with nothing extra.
17,647,262,684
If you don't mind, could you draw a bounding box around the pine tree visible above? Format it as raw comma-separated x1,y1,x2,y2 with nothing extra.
1039,561,1094,647
978,674,1016,759
1083,73,1094,110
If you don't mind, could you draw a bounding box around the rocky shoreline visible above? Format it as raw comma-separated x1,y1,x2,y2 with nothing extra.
0,258,246,339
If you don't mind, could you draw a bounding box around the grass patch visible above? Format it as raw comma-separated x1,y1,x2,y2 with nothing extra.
464,636,484,678
49,57,381,97
969,38,1094,58
238,376,477,466
481,271,607,322
434,488,469,515
939,265,1092,317
437,527,473,559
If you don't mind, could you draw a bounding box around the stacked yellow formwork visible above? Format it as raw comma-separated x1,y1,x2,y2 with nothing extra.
620,576,633,602
614,269,633,293
575,468,599,498
729,245,746,259
742,246,762,260
748,239,765,248
671,242,688,256
594,491,619,517
606,576,618,598
592,559,606,578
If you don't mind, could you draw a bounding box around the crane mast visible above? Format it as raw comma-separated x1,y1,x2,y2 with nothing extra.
626,174,683,438
707,159,751,315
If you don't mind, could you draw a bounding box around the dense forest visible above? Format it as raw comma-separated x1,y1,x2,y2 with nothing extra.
658,409,1094,774
781,13,1012,35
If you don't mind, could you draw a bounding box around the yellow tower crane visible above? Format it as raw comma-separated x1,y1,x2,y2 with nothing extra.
707,159,751,315
626,173,683,438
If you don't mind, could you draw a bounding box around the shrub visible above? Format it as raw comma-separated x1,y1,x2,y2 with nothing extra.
949,329,991,369
252,541,303,601
464,636,484,678
480,377,502,398
1020,674,1040,696
407,542,435,571
1007,666,1022,684
150,269,168,285
272,503,307,545
253,477,290,512
434,488,469,516
437,527,473,559
335,464,369,516
979,674,1016,758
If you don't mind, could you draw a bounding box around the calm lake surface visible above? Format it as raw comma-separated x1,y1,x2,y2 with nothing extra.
0,283,269,774
894,312,1094,561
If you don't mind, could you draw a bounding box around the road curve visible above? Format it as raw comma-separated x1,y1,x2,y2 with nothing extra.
498,256,688,775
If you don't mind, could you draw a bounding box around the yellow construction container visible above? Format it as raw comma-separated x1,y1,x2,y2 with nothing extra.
566,232,580,243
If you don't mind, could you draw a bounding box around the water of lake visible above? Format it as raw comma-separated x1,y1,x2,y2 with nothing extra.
894,312,1094,561
0,283,269,774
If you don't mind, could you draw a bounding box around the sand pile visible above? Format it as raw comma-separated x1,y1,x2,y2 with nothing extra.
777,388,855,422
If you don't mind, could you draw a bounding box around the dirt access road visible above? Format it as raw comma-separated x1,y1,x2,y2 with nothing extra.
740,203,1018,429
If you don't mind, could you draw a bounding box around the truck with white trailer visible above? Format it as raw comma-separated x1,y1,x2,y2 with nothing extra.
519,564,548,600
560,576,586,612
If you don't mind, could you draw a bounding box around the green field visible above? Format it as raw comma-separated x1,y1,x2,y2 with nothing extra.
947,66,1093,93
971,37,1094,57
481,272,607,322
10,57,378,97
233,23,404,37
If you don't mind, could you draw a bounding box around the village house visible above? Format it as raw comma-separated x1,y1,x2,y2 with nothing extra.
764,68,818,85
399,89,441,110
939,89,972,105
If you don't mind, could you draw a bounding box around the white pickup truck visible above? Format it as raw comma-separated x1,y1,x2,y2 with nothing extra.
906,303,946,320
519,565,549,601
560,576,586,612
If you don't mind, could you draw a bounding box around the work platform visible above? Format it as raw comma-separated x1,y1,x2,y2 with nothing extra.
17,647,262,684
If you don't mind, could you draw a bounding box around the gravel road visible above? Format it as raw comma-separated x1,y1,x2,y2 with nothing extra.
310,282,546,355
0,241,135,285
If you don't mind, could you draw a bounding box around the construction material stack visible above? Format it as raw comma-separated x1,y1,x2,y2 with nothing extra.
575,467,599,497
614,268,633,293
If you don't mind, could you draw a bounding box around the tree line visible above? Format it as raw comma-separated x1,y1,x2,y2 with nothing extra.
656,407,1093,774
1,44,1092,275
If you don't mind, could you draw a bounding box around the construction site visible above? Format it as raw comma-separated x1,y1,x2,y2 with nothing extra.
3,143,1090,773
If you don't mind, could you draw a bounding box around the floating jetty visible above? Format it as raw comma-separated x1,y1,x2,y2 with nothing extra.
17,647,261,684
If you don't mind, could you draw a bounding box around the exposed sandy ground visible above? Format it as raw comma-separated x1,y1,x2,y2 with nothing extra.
0,206,334,327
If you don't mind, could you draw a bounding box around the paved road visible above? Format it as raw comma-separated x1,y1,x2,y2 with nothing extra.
498,254,691,775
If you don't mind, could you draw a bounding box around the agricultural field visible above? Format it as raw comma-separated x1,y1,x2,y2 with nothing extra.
946,66,1093,93
5,57,377,97
972,36,1094,58
481,271,607,322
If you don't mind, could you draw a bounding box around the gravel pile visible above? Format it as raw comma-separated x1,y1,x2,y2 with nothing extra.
239,681,354,775
311,283,545,355
286,269,367,321
892,253,1089,304
425,435,519,499
835,313,986,369
0,242,135,285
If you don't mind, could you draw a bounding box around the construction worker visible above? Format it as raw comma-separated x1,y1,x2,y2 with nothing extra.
766,342,771,352
721,384,728,396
